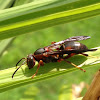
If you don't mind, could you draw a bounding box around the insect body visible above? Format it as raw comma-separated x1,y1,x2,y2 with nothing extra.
12,36,97,78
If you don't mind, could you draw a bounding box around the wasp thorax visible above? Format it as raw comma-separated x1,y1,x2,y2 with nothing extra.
34,48,45,55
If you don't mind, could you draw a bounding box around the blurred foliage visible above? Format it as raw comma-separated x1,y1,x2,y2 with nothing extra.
0,15,100,100
0,0,100,40
59,85,72,100
0,0,100,100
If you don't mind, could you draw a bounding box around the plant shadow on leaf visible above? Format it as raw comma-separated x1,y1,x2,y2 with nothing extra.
23,55,87,78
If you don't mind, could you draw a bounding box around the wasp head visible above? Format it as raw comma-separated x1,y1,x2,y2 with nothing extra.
27,54,35,69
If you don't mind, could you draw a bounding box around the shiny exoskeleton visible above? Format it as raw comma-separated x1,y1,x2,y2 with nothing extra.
60,41,88,54
12,36,97,78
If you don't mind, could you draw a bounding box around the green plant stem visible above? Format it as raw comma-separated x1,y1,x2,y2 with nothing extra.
0,47,100,93
0,0,100,40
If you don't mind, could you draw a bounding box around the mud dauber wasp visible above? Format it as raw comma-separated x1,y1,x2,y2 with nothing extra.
12,36,97,78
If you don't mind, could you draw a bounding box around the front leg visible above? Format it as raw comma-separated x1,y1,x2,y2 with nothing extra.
32,60,44,78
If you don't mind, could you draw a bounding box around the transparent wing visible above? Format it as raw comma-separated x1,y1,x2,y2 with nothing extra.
45,36,90,50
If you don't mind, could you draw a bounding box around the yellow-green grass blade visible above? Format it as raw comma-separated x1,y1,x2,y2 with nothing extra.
0,47,100,93
14,0,37,6
0,0,15,9
0,38,14,56
0,0,16,56
0,0,36,56
0,0,100,40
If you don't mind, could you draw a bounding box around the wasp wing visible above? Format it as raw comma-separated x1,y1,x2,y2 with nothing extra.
35,48,97,59
42,48,97,56
45,49,85,55
64,36,90,42
45,36,90,51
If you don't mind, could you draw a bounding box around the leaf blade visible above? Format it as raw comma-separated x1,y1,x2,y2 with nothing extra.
0,0,100,40
0,47,100,93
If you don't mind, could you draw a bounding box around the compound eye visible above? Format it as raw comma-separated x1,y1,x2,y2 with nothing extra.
34,48,45,55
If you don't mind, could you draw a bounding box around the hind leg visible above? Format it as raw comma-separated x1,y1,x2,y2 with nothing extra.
80,53,88,57
65,53,86,72
57,53,76,62
80,53,98,59
64,60,86,72
57,53,86,72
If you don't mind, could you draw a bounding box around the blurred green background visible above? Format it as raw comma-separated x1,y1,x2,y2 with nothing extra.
0,14,100,99
0,0,100,99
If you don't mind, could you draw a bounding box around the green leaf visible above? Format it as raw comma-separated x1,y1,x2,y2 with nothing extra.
59,85,72,100
0,0,16,56
0,0,15,9
14,0,36,6
0,0,35,56
0,0,100,40
0,47,100,92
0,38,14,56
0,0,100,93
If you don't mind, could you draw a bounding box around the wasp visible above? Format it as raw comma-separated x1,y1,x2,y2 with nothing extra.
12,36,97,78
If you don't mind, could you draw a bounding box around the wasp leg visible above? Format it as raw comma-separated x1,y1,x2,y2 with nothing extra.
51,41,56,44
64,54,86,72
57,53,76,62
64,60,86,72
80,53,88,57
80,53,99,59
32,60,44,78
64,53,76,59
57,53,86,72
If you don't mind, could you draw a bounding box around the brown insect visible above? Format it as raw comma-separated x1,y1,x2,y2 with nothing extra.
12,36,97,78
